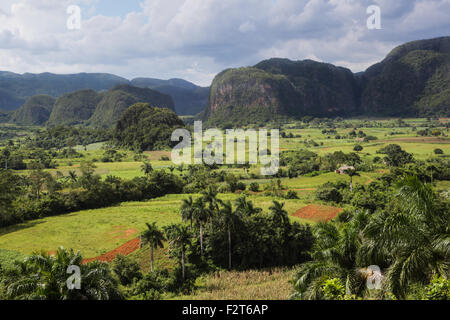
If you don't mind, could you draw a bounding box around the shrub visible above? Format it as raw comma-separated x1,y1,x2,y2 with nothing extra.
424,275,450,300
363,136,378,142
249,182,260,192
322,278,345,300
434,148,444,155
236,182,247,191
112,255,142,286
284,190,299,199
316,187,343,203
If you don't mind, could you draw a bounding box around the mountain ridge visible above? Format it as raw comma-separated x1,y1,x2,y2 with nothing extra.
0,72,208,115
203,36,450,125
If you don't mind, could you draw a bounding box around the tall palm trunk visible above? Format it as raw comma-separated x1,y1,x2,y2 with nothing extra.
200,223,204,256
150,245,154,272
228,227,232,270
349,176,353,192
181,247,185,280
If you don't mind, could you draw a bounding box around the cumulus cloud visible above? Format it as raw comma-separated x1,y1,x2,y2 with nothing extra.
0,0,449,86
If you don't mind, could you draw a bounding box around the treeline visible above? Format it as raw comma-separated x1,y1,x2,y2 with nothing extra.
0,163,183,228
25,125,113,150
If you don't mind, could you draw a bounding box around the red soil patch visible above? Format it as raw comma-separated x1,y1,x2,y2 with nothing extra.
82,237,141,264
292,204,343,222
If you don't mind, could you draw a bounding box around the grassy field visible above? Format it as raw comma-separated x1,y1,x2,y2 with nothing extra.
0,193,313,259
172,268,296,300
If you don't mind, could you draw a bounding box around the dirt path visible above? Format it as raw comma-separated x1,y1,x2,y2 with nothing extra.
82,237,141,264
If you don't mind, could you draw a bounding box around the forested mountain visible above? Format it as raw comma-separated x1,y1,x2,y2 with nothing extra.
204,60,360,126
360,36,450,116
47,90,102,126
113,102,185,151
2,37,448,125
203,36,450,125
10,95,56,126
88,85,175,128
40,85,175,128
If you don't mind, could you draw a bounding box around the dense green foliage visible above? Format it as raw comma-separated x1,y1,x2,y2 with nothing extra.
293,176,450,300
0,164,183,228
24,126,112,149
0,248,122,300
113,103,185,151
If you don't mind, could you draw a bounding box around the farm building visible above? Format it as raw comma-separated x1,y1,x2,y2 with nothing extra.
335,165,355,174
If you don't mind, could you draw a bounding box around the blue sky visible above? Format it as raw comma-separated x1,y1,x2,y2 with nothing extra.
0,0,449,86
83,0,143,18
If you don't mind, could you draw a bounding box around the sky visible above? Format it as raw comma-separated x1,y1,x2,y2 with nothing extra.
0,0,449,86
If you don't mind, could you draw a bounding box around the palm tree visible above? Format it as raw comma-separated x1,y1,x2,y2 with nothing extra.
5,247,122,300
362,176,450,298
192,198,212,256
2,148,10,170
141,222,166,272
141,162,153,177
201,185,221,212
344,168,360,191
293,215,368,300
218,201,241,270
234,196,262,216
164,224,191,281
269,201,289,225
68,170,78,184
181,196,195,230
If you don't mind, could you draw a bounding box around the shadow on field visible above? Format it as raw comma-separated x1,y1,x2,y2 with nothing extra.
0,220,46,237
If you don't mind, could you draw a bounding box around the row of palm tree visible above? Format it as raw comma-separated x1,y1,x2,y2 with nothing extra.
142,187,290,276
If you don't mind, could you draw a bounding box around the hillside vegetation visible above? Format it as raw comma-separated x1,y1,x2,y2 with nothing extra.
10,95,56,126
48,90,102,126
89,85,175,128
114,103,185,151
11,85,176,128
0,72,207,116
204,36,450,125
